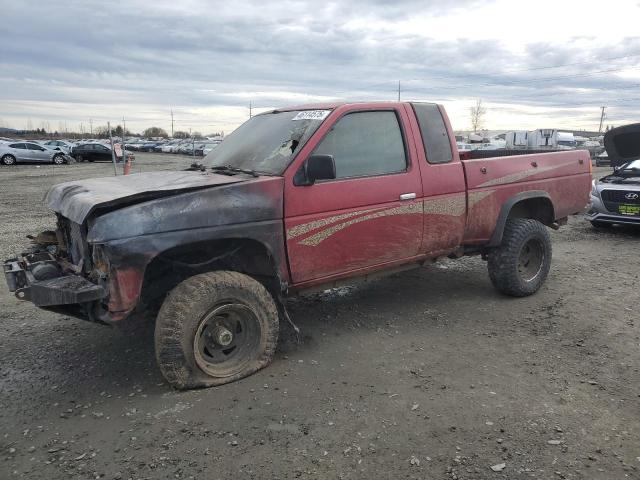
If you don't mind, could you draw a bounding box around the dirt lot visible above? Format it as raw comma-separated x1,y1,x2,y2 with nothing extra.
0,154,638,479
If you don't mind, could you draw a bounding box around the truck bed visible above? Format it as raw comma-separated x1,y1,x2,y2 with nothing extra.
461,150,592,244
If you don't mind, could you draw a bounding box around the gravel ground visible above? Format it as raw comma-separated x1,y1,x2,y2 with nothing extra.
0,155,639,479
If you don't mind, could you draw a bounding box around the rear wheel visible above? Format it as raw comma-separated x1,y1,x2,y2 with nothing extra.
488,219,552,297
1,154,16,166
155,271,279,389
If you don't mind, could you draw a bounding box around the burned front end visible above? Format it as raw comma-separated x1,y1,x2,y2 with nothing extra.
4,215,109,321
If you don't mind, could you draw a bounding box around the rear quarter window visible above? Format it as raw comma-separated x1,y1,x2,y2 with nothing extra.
412,103,453,164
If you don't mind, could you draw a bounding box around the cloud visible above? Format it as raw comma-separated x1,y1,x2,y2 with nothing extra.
1,0,639,133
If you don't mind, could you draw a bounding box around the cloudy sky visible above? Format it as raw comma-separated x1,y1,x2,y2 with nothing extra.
1,0,640,135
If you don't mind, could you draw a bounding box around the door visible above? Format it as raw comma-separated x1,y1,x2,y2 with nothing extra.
96,144,112,161
406,103,467,255
284,106,424,284
25,143,50,163
8,143,27,162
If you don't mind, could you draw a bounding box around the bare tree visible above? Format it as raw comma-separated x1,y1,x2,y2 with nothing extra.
470,99,487,133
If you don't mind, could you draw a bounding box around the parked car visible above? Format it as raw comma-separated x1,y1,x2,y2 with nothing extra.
161,140,181,153
124,140,145,151
153,141,168,153
202,143,220,156
43,140,74,154
4,101,591,389
586,122,640,227
71,143,120,162
195,143,217,156
0,142,70,165
140,141,160,152
594,151,610,167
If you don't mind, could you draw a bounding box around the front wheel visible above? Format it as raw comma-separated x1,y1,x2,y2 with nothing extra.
487,219,552,297
52,154,65,165
2,154,16,165
155,271,279,389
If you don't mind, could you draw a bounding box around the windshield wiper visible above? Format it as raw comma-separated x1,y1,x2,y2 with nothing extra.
211,165,265,177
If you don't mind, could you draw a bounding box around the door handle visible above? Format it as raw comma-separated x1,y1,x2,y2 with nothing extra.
399,193,416,201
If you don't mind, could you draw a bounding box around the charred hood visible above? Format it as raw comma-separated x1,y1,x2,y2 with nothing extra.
45,171,247,223
604,123,640,168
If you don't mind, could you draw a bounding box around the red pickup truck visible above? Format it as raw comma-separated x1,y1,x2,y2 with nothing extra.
4,102,591,389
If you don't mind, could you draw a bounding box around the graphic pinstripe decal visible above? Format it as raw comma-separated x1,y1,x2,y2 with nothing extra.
476,161,573,188
299,203,421,246
286,207,384,239
288,190,497,247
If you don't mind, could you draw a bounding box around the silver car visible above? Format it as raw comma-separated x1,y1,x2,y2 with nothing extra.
43,140,73,154
586,159,640,227
0,141,70,165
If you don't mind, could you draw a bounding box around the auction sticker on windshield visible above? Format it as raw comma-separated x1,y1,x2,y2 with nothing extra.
292,110,331,121
618,204,640,215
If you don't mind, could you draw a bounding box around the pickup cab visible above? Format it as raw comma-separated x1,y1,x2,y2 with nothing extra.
4,102,591,389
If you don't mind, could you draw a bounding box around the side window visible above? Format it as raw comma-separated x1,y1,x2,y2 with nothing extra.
9,143,26,149
412,103,453,164
313,111,406,179
26,143,42,150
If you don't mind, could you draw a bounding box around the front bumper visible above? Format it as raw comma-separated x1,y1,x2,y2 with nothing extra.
585,193,640,225
4,252,106,307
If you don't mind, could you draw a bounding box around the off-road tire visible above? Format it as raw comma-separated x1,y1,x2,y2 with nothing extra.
155,271,279,389
488,219,552,297
2,154,16,166
53,154,65,165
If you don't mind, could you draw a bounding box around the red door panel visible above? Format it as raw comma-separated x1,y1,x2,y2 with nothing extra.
283,105,424,284
403,104,467,255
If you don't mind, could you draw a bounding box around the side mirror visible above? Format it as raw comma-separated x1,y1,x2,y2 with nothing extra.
303,154,336,185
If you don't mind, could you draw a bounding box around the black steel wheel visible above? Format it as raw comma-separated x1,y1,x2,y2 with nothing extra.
517,238,545,282
155,271,279,389
193,303,262,378
488,219,552,297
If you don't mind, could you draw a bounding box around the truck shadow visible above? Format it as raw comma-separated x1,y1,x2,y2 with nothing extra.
8,260,495,398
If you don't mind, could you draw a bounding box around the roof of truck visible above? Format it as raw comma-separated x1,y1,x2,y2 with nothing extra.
272,101,422,112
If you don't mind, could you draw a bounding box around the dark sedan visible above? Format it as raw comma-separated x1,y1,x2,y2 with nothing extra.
71,143,119,162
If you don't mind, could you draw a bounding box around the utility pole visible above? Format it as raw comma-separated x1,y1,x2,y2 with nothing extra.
249,100,252,118
170,109,175,138
122,116,127,165
397,80,401,101
89,118,93,137
107,121,118,176
598,106,606,133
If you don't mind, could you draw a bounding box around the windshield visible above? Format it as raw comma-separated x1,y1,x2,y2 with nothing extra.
204,110,330,174
620,159,640,172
